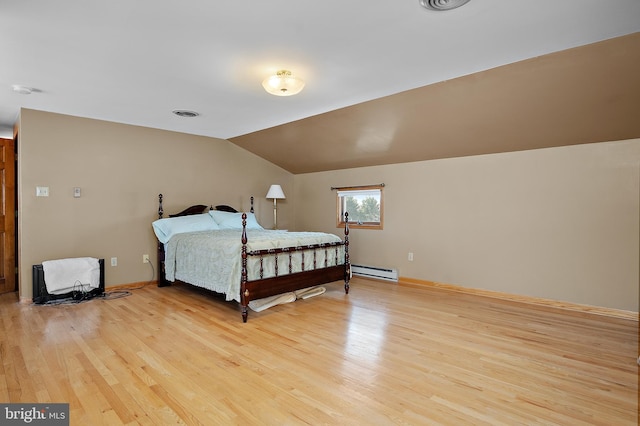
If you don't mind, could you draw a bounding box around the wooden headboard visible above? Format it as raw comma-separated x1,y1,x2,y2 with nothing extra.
158,194,208,219
157,194,254,220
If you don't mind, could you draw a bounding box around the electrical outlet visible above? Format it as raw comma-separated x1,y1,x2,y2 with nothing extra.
111,257,117,266
408,252,414,261
143,254,149,264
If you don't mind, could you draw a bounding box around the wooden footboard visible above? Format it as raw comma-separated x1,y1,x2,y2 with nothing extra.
240,212,350,322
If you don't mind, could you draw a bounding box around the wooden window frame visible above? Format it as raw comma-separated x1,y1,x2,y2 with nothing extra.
336,185,384,230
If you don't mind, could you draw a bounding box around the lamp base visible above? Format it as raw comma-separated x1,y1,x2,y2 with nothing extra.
273,199,278,230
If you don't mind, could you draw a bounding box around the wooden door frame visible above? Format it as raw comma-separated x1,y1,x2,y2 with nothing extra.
13,132,17,292
0,136,16,294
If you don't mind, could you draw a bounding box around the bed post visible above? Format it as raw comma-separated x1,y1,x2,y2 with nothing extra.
240,213,249,322
157,193,170,287
344,212,350,294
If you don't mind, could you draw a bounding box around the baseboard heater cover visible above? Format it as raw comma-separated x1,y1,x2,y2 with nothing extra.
352,264,398,282
32,259,105,304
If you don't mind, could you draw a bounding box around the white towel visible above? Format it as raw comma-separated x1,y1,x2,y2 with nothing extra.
248,292,296,312
41,257,100,295
294,286,326,300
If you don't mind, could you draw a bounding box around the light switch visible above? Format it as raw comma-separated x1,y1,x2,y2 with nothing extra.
73,187,81,198
36,186,49,197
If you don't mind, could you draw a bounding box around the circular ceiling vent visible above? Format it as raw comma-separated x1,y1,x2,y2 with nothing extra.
419,0,471,11
172,110,199,118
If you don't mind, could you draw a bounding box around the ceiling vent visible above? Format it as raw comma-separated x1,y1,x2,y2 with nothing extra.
172,110,199,118
419,0,471,11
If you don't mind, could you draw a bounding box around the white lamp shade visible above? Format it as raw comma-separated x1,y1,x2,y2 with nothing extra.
266,184,286,199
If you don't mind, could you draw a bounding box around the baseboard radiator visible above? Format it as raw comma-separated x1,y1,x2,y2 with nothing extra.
352,264,398,282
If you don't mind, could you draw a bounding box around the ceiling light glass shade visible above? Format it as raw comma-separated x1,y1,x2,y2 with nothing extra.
262,70,305,96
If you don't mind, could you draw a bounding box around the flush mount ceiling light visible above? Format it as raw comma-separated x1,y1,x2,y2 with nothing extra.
12,85,33,94
172,110,199,118
419,0,471,11
262,70,305,96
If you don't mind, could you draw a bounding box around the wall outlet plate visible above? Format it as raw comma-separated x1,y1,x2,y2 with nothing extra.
36,186,49,197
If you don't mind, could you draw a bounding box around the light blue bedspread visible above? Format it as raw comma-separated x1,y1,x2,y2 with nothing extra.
164,229,344,302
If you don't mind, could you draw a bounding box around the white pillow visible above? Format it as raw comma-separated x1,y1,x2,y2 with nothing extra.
152,213,220,244
209,210,264,230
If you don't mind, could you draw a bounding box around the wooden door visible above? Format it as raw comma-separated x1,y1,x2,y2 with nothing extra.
0,138,15,294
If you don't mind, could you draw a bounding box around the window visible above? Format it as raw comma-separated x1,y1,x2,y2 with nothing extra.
336,185,384,230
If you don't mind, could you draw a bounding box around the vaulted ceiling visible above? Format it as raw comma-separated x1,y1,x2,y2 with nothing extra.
2,1,639,173
231,33,640,173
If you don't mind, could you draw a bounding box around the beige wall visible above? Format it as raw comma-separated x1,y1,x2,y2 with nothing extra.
17,109,293,299
293,139,640,312
15,108,639,312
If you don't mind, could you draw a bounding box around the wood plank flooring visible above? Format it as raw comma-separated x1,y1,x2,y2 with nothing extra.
0,278,637,425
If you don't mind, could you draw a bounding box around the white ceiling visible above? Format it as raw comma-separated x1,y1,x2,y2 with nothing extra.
1,0,639,140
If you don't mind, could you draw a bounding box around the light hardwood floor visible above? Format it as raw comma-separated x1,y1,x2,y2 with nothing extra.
0,278,637,425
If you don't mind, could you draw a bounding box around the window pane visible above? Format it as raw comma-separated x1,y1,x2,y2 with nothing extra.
336,185,383,229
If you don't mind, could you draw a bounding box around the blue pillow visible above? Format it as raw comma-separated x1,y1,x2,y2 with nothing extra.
152,213,220,244
209,210,264,230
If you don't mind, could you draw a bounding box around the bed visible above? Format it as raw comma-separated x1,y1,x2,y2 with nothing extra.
153,194,351,322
